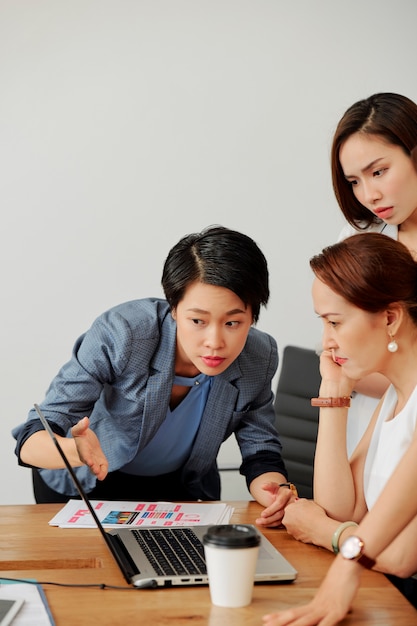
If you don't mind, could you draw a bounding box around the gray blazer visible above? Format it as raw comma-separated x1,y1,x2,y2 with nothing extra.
13,298,284,498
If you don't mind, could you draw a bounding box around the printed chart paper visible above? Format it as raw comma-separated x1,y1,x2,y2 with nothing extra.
48,500,234,528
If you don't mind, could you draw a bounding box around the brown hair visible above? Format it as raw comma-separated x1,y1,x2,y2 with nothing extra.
331,93,417,229
310,233,417,324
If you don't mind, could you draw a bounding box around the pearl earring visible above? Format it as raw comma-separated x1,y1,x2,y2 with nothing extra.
387,333,398,353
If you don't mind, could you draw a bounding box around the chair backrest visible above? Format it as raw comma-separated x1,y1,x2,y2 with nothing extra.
274,345,321,499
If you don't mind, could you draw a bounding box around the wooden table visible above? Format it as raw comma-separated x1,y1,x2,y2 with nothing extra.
0,501,415,625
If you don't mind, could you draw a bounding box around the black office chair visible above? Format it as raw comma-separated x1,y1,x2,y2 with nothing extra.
274,345,321,499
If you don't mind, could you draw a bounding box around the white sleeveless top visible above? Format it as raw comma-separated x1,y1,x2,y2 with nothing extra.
364,384,417,509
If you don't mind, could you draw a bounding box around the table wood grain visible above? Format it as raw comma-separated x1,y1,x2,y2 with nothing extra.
0,502,415,625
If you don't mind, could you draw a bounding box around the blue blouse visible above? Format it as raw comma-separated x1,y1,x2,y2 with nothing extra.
121,373,212,475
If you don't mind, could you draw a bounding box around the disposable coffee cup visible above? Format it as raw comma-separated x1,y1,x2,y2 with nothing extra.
203,524,261,607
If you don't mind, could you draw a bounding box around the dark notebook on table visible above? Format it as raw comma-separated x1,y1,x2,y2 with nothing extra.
34,404,297,588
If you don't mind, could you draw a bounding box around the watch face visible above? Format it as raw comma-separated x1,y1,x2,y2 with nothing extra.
341,535,363,560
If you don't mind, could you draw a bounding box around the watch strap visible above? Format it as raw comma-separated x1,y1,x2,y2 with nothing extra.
357,553,376,569
311,396,351,408
279,482,298,497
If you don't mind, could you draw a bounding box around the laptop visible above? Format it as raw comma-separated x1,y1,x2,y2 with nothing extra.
34,403,298,588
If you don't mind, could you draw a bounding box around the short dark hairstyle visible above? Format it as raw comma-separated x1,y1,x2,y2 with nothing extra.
331,93,417,229
161,225,269,322
310,233,417,325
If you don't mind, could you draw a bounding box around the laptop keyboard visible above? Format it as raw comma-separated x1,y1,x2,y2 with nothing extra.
132,528,207,576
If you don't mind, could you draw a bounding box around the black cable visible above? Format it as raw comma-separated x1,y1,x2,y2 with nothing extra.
0,576,138,590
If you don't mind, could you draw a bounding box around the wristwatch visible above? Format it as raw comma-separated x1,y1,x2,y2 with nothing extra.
279,482,298,497
339,535,376,569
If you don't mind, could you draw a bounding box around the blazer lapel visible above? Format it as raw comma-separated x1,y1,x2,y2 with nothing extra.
138,315,177,447
185,362,242,474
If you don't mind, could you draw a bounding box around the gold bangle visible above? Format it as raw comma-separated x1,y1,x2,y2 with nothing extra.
311,397,351,408
331,521,358,554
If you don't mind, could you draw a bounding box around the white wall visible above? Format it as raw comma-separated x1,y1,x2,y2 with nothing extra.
1,0,416,503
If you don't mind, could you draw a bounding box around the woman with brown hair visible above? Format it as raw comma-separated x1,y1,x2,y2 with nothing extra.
264,233,417,624
331,92,417,454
